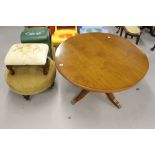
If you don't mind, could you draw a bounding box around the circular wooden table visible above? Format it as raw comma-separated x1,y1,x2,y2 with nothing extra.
55,33,149,109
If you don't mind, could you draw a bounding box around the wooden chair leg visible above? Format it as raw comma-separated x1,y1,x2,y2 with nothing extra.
6,65,15,75
116,26,121,33
71,89,89,105
120,27,123,36
105,93,121,109
151,44,155,51
136,36,140,45
125,33,128,38
43,58,49,75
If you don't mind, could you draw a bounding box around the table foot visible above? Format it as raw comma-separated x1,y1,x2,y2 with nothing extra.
71,89,89,105
105,93,121,109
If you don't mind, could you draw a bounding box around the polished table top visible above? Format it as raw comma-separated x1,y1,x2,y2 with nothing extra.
55,33,149,93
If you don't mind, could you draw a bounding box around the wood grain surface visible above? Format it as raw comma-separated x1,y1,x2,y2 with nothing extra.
55,33,149,93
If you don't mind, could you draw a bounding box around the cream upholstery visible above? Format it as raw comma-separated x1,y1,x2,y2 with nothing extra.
4,43,49,66
5,58,56,95
125,26,140,34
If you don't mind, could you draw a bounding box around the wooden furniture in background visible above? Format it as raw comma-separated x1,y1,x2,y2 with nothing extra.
140,26,155,36
120,26,141,44
116,26,122,33
151,43,155,51
55,33,149,109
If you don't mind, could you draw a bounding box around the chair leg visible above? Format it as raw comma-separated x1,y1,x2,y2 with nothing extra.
43,58,49,75
120,27,123,36
116,26,121,33
136,36,140,45
125,33,128,38
6,65,15,75
151,44,155,51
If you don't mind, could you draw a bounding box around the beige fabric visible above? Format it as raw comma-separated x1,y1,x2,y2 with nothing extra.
125,26,140,34
5,58,56,95
4,43,49,66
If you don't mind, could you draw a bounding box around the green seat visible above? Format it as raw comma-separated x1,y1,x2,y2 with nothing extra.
20,27,52,58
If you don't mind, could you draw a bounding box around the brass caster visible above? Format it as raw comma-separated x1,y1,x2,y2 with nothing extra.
71,99,77,105
113,99,122,109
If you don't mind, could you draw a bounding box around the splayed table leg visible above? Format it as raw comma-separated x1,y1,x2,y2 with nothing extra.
105,93,121,109
71,89,89,105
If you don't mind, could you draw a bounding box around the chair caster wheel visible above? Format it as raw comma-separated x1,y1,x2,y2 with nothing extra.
23,95,30,100
49,82,55,89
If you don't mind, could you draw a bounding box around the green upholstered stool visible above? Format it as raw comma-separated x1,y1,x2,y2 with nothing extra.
20,27,53,59
4,43,56,100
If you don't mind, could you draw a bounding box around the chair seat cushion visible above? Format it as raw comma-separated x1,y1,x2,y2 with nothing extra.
4,43,49,66
5,58,56,95
21,27,49,43
79,26,109,34
52,29,77,44
124,26,140,35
